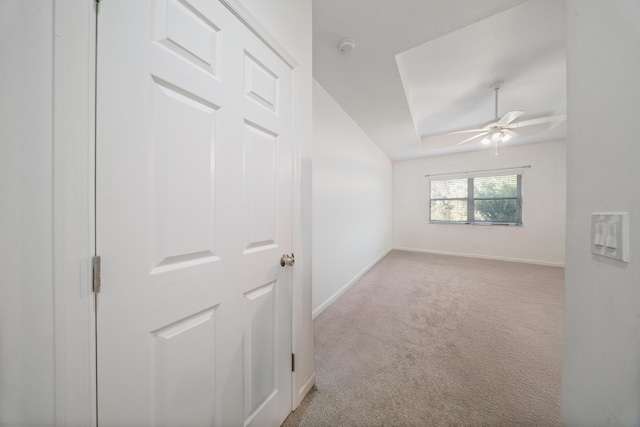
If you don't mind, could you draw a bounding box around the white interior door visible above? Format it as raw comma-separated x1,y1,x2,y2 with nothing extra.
96,1,294,425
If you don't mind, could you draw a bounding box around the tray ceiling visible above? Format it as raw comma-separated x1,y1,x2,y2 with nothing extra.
313,0,566,160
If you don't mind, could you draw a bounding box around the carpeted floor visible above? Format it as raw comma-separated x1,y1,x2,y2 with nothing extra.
282,250,563,426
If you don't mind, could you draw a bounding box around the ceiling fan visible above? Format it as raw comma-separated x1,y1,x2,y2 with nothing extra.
450,81,565,148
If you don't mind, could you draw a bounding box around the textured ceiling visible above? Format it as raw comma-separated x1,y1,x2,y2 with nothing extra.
313,0,566,160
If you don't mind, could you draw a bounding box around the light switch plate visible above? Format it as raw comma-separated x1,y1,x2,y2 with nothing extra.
591,212,630,262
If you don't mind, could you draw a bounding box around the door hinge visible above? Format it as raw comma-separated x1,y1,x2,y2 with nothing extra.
92,255,101,293
291,353,295,372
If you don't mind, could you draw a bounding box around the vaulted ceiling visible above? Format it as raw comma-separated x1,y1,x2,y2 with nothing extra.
313,0,566,160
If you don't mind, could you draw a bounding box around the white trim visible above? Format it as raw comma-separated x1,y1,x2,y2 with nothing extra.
296,370,316,408
52,0,97,425
312,248,393,319
219,0,298,69
290,64,304,411
393,247,565,268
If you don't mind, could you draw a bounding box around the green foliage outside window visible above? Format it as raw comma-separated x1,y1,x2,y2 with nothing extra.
474,175,518,223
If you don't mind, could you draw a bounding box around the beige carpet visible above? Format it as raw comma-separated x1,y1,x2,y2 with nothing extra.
283,250,563,426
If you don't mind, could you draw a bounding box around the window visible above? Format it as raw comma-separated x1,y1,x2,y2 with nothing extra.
429,174,522,225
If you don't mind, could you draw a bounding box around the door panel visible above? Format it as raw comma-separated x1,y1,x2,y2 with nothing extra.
96,1,293,425
243,123,278,252
153,0,220,75
150,78,219,272
151,307,217,427
243,281,277,417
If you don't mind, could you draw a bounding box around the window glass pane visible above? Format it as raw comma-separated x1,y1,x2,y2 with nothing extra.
430,178,467,199
430,200,468,222
474,199,517,222
474,175,517,198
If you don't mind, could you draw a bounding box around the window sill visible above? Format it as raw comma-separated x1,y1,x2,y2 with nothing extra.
429,221,522,227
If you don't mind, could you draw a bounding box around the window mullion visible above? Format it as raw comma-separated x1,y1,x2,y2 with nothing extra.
467,178,474,224
516,174,523,224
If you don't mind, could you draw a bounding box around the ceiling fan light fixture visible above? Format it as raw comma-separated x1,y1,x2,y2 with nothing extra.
491,130,503,142
481,136,491,145
501,132,512,142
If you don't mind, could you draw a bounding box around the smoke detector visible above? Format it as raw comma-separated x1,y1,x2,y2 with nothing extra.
338,38,355,55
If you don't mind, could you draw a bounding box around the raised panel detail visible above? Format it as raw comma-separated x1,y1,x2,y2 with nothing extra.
151,307,217,427
153,0,219,75
243,282,277,420
243,122,278,254
151,78,219,273
244,52,278,112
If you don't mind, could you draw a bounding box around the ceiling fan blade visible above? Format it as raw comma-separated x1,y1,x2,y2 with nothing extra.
511,114,566,128
456,131,489,146
497,110,524,126
447,128,487,135
503,129,519,138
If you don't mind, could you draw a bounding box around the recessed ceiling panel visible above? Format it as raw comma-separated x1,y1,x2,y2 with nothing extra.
396,0,566,144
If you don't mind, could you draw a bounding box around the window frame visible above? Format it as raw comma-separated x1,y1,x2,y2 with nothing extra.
428,174,523,226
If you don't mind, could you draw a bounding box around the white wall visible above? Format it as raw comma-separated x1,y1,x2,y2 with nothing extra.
312,80,393,317
393,141,566,266
0,1,55,425
562,1,640,425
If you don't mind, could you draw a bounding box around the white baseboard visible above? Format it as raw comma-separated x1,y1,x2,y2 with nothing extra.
293,370,316,410
312,248,392,319
393,246,564,268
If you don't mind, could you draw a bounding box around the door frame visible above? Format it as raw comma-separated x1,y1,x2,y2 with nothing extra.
52,0,307,424
52,1,97,425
